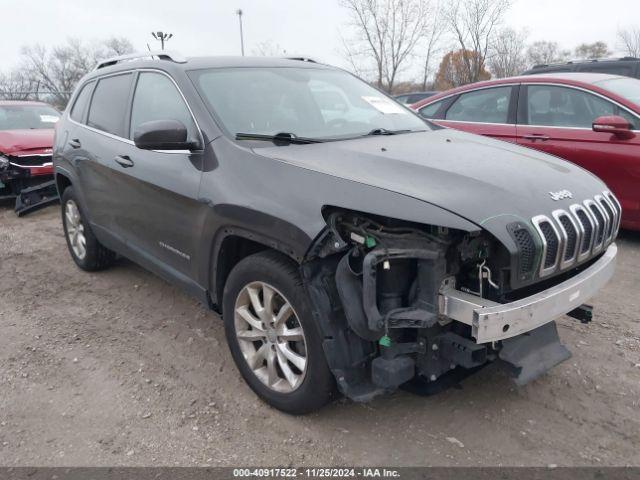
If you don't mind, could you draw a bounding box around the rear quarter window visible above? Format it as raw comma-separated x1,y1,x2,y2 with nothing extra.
418,100,444,119
70,81,94,123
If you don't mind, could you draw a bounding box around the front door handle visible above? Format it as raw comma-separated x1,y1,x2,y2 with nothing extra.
114,155,134,168
68,139,81,149
523,134,550,141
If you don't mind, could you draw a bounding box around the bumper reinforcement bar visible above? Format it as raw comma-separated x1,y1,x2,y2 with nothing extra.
439,244,617,343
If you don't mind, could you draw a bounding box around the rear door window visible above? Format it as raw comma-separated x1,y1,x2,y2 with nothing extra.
87,73,133,137
445,87,512,123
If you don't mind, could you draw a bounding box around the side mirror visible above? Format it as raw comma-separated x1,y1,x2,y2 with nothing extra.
133,119,197,150
592,115,635,139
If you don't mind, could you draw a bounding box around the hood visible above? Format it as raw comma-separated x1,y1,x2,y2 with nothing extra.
254,128,608,238
0,129,55,156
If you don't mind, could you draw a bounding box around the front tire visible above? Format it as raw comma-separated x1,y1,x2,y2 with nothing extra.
222,250,336,414
61,187,116,271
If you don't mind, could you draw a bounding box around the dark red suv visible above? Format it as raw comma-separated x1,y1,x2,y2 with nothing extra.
412,73,640,230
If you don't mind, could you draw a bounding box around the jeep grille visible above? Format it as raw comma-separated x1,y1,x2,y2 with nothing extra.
531,191,619,278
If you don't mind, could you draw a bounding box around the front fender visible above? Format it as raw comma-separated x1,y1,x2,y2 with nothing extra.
196,203,312,305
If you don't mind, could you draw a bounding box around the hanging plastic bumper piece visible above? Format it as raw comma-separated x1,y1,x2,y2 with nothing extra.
14,180,60,217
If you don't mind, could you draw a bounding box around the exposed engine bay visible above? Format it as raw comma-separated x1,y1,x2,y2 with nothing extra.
302,209,612,401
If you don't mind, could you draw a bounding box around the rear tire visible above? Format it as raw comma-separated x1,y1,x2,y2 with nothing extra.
222,250,336,414
61,186,116,271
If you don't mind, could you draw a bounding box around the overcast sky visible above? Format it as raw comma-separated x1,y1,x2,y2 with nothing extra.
1,0,638,80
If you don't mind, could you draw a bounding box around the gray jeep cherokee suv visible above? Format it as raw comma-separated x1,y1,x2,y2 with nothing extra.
53,52,619,413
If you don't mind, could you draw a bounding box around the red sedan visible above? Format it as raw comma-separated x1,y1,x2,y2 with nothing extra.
412,73,640,230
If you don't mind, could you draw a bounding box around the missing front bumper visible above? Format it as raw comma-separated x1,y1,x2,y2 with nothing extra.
439,244,617,343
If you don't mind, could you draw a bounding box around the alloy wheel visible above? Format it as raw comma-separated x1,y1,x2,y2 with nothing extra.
234,281,308,393
65,199,87,260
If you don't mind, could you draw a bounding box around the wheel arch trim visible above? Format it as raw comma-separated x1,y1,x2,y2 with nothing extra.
206,225,309,309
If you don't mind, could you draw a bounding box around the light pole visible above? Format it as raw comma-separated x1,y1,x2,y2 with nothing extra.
236,9,245,56
151,31,173,50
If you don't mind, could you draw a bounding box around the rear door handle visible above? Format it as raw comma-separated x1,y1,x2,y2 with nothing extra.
68,139,81,149
114,155,134,168
523,134,550,141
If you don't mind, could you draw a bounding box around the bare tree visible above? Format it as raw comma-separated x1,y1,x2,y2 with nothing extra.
574,41,610,60
102,37,135,57
617,27,640,57
488,28,527,78
19,39,92,107
252,40,286,57
340,34,369,79
445,0,511,83
526,41,570,67
420,1,446,90
0,70,40,100
9,37,134,108
341,0,431,92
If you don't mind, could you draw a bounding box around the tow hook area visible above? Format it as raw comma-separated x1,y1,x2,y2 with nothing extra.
567,304,593,324
498,321,571,386
372,338,424,389
372,332,489,390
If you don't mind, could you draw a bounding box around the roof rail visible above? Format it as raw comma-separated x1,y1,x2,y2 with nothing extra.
95,51,187,70
285,56,318,63
532,56,639,69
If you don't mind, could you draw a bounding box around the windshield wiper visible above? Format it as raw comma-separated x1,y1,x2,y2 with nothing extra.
364,128,414,136
235,132,323,144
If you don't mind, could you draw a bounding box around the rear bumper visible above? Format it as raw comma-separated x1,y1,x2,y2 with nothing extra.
440,244,617,343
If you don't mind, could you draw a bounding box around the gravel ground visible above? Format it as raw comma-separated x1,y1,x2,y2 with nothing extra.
0,204,639,467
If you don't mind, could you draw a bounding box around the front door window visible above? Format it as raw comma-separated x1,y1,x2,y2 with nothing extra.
526,85,617,128
445,87,512,124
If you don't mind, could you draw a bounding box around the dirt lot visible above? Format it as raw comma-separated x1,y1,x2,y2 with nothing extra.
0,203,639,467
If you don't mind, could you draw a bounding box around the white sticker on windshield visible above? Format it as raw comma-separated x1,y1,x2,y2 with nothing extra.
40,115,59,123
361,96,407,114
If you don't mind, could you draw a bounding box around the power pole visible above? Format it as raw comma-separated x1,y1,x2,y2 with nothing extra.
236,9,245,56
151,31,173,50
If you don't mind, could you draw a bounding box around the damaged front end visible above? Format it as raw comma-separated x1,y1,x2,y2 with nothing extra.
302,209,616,401
0,152,59,216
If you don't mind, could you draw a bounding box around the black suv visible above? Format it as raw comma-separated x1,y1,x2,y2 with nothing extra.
523,57,640,79
54,52,619,413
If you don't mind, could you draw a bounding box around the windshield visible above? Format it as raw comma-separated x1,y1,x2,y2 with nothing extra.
0,105,60,130
594,77,640,106
189,67,430,140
